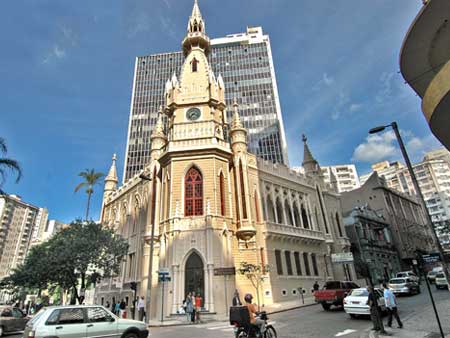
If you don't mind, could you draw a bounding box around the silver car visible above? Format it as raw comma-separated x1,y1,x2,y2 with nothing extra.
23,305,149,338
389,277,420,295
0,306,29,336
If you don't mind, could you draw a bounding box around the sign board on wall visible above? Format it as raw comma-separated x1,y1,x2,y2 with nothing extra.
214,267,236,276
331,252,354,264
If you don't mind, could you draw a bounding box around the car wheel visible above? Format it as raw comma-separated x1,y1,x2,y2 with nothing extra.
321,303,331,311
123,333,139,338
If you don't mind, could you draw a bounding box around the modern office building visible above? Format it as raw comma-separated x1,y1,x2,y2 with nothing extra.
400,0,450,150
97,1,354,320
0,195,41,280
321,165,361,193
359,161,404,187
123,25,289,182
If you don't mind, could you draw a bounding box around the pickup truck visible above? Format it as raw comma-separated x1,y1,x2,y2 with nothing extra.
314,281,360,310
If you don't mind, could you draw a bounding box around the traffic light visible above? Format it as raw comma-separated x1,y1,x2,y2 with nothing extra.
130,282,137,291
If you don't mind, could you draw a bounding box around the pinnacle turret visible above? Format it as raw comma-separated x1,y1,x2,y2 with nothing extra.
182,0,210,56
104,153,118,194
302,134,321,175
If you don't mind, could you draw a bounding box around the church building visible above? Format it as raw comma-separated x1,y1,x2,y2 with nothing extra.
96,0,355,320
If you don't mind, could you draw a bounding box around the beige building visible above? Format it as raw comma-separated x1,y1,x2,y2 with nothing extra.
96,1,354,320
321,165,361,193
359,161,404,187
0,195,42,280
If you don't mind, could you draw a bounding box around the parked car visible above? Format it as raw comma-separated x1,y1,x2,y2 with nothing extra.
314,281,360,310
23,305,149,338
0,305,29,336
427,267,443,284
343,288,386,318
396,271,419,283
435,272,449,290
389,277,420,295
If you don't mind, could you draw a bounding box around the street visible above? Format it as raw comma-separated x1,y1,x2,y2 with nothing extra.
5,287,450,338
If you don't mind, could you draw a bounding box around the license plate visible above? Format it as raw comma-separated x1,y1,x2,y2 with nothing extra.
352,301,360,304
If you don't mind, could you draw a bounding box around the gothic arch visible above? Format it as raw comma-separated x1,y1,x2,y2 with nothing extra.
335,212,343,237
275,197,284,224
285,200,294,226
301,204,309,229
266,195,276,223
293,201,301,227
184,166,204,216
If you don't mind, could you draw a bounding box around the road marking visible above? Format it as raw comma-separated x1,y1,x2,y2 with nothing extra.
208,325,234,330
335,329,357,336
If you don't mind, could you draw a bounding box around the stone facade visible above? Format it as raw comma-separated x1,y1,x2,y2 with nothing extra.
96,1,354,320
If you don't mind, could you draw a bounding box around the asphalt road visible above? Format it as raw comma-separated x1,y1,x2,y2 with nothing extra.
6,287,450,338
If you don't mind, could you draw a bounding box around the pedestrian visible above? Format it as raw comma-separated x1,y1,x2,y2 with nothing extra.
137,296,145,322
313,281,320,294
119,299,127,318
367,286,381,331
232,289,242,306
115,302,121,315
195,293,202,323
185,293,193,323
105,301,110,309
191,292,196,323
383,283,403,329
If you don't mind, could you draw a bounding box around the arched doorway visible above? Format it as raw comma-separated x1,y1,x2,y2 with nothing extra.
185,252,205,302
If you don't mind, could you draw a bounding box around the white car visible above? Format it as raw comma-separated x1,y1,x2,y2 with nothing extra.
343,288,386,318
435,272,449,290
396,271,419,283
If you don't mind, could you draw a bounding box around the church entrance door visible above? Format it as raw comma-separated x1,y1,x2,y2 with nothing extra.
185,252,205,305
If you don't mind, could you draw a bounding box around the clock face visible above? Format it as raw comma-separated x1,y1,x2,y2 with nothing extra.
186,107,201,121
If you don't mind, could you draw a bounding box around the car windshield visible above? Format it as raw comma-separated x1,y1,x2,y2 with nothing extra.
324,282,341,289
390,278,406,284
29,308,46,324
349,289,369,297
397,273,407,277
436,273,445,278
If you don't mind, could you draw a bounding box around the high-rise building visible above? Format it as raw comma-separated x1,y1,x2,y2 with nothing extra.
123,25,289,182
359,161,404,186
321,165,361,193
0,195,41,280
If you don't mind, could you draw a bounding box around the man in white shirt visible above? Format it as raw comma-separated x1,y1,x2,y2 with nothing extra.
137,296,145,322
383,283,403,328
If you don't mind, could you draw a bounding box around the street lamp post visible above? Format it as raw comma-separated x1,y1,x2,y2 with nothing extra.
139,173,155,325
369,122,449,283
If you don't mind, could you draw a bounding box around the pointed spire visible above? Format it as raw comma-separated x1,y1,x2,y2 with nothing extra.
104,153,118,193
231,98,243,129
153,107,165,136
302,134,320,175
191,0,202,19
182,0,210,56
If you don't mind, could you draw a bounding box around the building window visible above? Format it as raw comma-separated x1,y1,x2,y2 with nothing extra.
285,201,294,225
151,167,157,225
185,167,203,216
303,253,311,276
239,161,247,219
219,172,225,216
285,251,293,275
294,252,302,275
301,205,309,229
275,250,283,275
276,198,284,224
191,57,199,72
254,191,260,223
293,203,301,227
267,197,275,222
335,212,343,237
311,253,319,276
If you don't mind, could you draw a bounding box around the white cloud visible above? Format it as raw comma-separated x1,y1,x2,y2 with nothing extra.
349,103,363,112
323,72,334,86
375,72,395,103
352,130,443,163
42,44,66,64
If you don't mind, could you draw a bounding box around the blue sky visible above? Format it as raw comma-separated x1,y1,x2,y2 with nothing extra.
0,0,442,223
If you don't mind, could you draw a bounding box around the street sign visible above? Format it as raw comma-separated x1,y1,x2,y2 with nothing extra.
422,253,441,264
158,275,171,282
331,252,354,264
214,267,236,276
158,267,170,275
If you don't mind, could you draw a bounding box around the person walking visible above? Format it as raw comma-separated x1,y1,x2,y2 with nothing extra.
232,289,242,306
137,296,145,321
383,283,403,328
185,293,193,323
313,281,320,291
190,292,196,323
119,299,127,318
105,301,110,309
367,286,381,331
195,293,202,323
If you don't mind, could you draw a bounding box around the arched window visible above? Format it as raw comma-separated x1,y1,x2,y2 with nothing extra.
285,200,294,226
151,167,157,225
185,167,203,216
239,161,247,219
267,196,275,223
133,201,139,234
311,253,319,276
191,57,199,72
219,172,225,216
301,205,309,229
165,175,170,219
303,253,311,276
336,212,343,237
315,207,320,231
293,203,301,227
276,198,284,224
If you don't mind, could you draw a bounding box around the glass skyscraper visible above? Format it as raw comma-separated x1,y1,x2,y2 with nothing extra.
124,26,289,182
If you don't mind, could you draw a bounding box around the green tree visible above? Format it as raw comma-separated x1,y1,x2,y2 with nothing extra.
0,137,22,195
238,261,270,311
75,169,104,220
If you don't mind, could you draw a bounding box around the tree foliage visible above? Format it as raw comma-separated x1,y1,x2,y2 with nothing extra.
0,220,128,304
238,261,270,310
75,169,104,220
0,137,22,195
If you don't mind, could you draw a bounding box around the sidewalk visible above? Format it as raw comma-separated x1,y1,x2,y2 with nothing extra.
365,297,450,338
148,297,317,327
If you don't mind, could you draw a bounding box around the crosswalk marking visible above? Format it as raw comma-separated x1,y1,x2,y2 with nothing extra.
335,329,357,336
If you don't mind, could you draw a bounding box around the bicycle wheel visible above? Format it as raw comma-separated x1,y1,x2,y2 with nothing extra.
265,325,277,338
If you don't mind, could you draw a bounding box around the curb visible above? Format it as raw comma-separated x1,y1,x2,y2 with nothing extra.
266,302,318,315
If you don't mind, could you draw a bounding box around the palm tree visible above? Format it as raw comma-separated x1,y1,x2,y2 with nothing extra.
0,138,22,195
75,169,104,221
